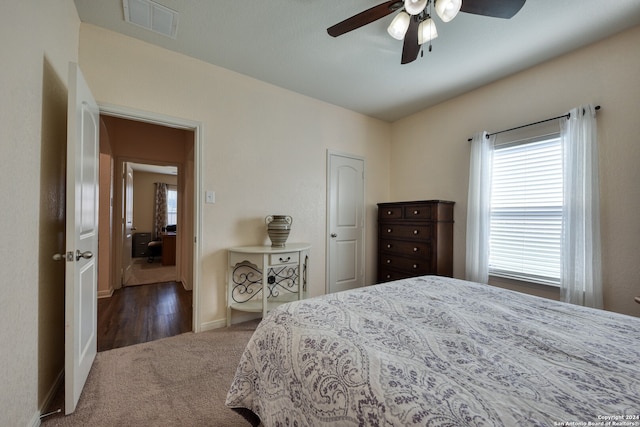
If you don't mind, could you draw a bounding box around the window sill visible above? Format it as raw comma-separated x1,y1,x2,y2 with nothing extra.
488,275,561,301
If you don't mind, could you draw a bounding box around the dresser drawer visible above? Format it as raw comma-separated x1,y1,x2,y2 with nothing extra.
380,224,432,239
404,204,433,220
132,232,152,244
132,245,149,258
270,252,299,266
378,206,402,220
378,267,413,283
132,233,152,258
379,239,432,258
379,255,430,274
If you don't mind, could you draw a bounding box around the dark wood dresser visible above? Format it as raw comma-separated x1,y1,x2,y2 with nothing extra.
377,200,454,283
132,232,152,258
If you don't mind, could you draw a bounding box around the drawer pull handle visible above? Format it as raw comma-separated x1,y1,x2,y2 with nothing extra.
386,259,391,264
279,256,291,263
386,274,391,279
387,228,392,233
387,244,392,249
413,210,419,215
413,230,419,235
413,264,418,269
413,247,418,252
387,210,392,215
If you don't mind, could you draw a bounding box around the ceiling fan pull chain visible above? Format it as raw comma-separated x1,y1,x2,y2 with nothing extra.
428,0,433,53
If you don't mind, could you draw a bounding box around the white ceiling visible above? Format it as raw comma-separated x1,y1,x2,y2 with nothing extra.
74,0,640,122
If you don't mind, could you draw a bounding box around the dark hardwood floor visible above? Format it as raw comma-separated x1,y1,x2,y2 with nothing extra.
97,281,192,352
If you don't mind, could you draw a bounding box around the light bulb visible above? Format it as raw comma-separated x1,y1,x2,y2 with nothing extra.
435,0,462,22
404,0,427,15
418,18,438,45
387,12,410,40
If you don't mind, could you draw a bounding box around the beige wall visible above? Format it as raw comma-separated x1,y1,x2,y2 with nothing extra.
390,25,640,317
79,24,391,329
132,171,178,235
0,1,80,425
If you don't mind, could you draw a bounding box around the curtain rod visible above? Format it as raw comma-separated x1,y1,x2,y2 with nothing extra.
467,105,601,142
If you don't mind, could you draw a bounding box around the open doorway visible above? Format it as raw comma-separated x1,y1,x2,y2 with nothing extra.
97,112,198,351
124,162,179,287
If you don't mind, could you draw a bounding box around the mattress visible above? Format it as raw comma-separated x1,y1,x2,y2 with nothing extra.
226,275,640,426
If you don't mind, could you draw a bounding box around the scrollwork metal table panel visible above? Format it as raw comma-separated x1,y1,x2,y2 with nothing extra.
226,243,310,326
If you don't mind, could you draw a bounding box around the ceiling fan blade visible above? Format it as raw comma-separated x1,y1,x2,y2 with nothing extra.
401,17,420,64
327,1,403,37
460,0,526,19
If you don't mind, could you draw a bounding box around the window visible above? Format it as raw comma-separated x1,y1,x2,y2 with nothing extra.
489,133,562,286
166,185,177,226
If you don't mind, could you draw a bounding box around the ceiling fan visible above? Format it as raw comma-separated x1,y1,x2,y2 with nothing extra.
327,0,526,64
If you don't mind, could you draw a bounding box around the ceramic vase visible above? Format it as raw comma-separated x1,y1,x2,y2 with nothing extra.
265,215,292,247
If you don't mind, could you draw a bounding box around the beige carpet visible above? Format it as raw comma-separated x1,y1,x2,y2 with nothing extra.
125,258,177,286
42,320,260,427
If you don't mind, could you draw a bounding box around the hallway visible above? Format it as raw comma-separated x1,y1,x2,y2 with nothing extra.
97,282,192,352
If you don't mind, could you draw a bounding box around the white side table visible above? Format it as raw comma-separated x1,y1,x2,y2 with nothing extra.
226,243,310,326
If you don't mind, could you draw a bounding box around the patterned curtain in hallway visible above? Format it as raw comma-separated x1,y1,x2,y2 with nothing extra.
154,182,168,240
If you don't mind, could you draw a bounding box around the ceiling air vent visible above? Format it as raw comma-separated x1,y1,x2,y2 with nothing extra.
123,0,178,39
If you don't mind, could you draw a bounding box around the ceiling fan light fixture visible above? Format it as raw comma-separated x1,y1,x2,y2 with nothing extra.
387,11,411,40
418,18,438,44
435,0,462,22
404,0,428,15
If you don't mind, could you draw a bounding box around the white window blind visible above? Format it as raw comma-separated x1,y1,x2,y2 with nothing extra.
489,134,562,286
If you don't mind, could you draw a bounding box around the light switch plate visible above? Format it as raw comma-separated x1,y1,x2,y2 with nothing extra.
205,190,215,204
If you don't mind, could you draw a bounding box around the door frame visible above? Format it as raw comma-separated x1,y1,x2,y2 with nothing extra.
99,102,203,333
325,150,366,294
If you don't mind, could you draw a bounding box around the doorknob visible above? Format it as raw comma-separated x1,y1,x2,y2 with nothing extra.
53,252,72,262
331,233,337,238
76,250,94,261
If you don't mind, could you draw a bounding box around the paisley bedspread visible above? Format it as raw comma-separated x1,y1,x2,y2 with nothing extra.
225,276,640,426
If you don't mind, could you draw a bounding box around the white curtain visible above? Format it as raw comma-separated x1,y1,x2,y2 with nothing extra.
466,131,495,283
560,104,603,308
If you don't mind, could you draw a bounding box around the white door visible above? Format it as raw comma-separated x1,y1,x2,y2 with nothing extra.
65,63,99,414
327,152,365,293
122,162,134,285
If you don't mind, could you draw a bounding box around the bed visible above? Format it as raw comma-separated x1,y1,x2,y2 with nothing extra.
226,275,640,426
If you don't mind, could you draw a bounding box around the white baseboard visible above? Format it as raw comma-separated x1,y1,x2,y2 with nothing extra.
199,318,227,331
199,312,260,332
98,288,114,298
35,369,64,426
29,411,41,427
